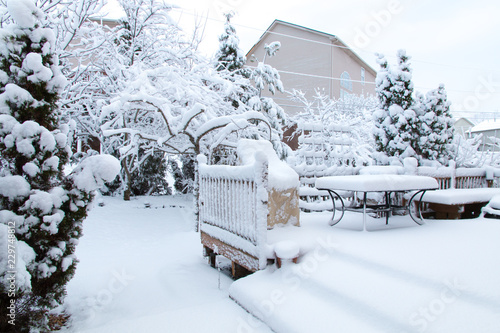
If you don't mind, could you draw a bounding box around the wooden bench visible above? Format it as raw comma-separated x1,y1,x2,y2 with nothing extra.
418,188,500,219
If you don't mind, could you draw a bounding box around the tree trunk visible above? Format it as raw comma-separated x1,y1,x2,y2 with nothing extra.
122,158,132,201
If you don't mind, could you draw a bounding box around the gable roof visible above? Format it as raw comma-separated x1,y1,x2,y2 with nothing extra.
454,117,474,127
471,120,500,133
247,19,376,76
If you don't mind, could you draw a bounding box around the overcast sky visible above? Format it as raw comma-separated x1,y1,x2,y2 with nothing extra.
104,0,500,123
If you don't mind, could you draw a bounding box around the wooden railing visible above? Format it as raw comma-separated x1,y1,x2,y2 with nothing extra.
198,154,268,273
418,165,496,190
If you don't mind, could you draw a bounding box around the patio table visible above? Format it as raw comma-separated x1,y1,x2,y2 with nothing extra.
315,175,439,231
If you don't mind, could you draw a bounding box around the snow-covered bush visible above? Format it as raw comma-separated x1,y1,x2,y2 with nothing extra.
373,50,418,159
0,2,119,331
419,84,454,162
373,50,454,164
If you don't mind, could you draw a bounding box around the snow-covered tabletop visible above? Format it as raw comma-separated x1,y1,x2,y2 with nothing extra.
315,175,439,192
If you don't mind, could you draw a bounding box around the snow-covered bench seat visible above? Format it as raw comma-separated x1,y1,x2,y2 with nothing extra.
418,188,500,219
482,194,500,218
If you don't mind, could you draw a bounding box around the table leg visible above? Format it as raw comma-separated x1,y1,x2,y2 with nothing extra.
408,190,427,225
363,192,367,231
385,191,391,225
325,190,345,226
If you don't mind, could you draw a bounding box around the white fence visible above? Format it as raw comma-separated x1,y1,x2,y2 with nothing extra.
198,154,268,272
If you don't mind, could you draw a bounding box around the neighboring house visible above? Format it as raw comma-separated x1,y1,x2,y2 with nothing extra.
246,20,377,117
454,117,474,137
470,120,500,151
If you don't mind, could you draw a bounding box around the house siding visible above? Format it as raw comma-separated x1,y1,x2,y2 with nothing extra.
246,20,376,116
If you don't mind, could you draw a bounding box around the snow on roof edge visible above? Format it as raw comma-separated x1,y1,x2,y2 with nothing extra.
471,120,500,133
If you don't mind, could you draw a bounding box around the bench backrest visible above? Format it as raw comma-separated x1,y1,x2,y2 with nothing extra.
198,155,268,271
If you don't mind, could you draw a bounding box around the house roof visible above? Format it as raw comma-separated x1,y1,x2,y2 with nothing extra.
454,117,474,127
246,19,376,76
471,120,500,133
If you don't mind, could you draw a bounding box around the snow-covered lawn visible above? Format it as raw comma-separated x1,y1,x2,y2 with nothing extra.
61,195,271,333
61,195,500,333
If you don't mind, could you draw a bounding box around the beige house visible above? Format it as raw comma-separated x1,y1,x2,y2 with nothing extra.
246,20,377,116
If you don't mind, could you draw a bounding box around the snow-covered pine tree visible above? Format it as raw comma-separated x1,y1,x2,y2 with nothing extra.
373,54,391,154
213,14,289,159
215,12,247,74
419,84,454,162
0,2,119,331
130,149,170,196
373,50,419,159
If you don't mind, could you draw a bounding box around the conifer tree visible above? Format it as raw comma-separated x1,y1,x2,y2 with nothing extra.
0,2,119,331
373,50,419,158
215,12,246,74
419,84,454,161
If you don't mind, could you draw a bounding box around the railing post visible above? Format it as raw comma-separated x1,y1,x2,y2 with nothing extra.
449,160,456,189
486,166,494,188
196,154,208,232
254,151,269,269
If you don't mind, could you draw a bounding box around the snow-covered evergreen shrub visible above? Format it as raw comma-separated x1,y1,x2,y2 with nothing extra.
373,50,455,164
215,12,247,74
130,150,170,196
419,84,454,162
0,3,119,331
373,50,418,159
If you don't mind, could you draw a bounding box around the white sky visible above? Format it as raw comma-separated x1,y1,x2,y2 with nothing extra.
104,0,500,123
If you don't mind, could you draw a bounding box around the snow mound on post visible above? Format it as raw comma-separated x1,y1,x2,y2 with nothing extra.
274,240,300,259
237,139,298,191
71,155,121,192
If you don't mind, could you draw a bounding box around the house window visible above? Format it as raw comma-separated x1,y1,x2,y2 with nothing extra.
340,71,352,91
340,71,352,100
361,67,365,85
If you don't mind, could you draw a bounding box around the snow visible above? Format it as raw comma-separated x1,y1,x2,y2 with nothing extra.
59,195,500,333
421,188,500,205
315,175,439,192
23,162,40,177
230,211,500,333
359,165,404,175
237,139,299,190
471,120,500,133
488,194,500,210
0,175,31,200
71,155,121,192
274,241,300,260
0,223,36,293
60,195,272,333
24,53,54,83
6,0,40,28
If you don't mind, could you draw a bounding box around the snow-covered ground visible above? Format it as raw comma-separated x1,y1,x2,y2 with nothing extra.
61,195,500,333
60,195,272,333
